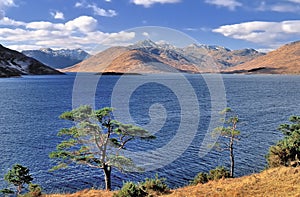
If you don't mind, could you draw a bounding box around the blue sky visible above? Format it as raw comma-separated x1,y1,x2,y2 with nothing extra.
0,0,299,53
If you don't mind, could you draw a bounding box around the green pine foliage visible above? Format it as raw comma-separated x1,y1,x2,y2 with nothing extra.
267,116,300,167
212,107,241,177
3,164,33,195
50,105,155,190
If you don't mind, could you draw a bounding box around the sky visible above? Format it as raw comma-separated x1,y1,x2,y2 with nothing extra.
0,0,299,53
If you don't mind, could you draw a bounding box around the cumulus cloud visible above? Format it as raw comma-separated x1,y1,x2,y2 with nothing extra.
0,16,135,53
213,20,300,48
51,11,65,20
75,1,117,17
204,0,242,10
131,0,181,8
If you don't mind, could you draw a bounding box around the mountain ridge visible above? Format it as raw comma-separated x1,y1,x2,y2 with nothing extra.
0,44,63,77
22,48,90,69
62,40,264,73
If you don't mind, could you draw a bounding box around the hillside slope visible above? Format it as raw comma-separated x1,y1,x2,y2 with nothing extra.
45,167,300,197
0,44,62,77
224,41,300,74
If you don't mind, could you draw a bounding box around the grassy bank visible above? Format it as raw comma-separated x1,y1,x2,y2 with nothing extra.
44,166,300,197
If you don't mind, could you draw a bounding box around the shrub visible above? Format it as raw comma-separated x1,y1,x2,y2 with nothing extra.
190,172,208,185
113,182,147,197
141,174,170,195
19,184,42,197
114,175,170,197
190,166,230,185
208,166,230,180
266,116,300,168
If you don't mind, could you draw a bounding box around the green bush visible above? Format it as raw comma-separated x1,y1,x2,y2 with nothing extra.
113,182,147,197
19,184,42,197
114,175,170,197
190,172,208,185
208,166,230,180
190,166,230,185
141,174,170,195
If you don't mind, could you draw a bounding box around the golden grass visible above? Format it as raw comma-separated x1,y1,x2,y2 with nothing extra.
44,189,115,197
45,167,300,197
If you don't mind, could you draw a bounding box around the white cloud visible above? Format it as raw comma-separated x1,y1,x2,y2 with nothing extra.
142,32,150,38
0,17,25,26
51,11,65,20
105,0,112,2
87,4,117,17
287,0,300,3
131,0,181,8
0,16,135,53
0,0,16,19
0,0,15,8
204,0,242,10
257,1,300,13
65,16,98,32
213,20,300,48
75,1,84,7
75,1,117,17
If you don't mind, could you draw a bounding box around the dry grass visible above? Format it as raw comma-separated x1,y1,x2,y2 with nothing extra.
164,167,300,197
44,189,115,197
44,167,300,197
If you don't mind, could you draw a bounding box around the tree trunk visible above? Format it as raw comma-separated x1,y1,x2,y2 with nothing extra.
103,164,112,191
17,184,22,195
230,139,234,178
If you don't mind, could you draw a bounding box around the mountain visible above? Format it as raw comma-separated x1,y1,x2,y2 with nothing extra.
62,39,264,74
0,44,63,78
22,48,90,69
224,41,300,74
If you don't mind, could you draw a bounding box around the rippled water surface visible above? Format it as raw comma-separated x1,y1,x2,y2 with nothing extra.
0,73,300,193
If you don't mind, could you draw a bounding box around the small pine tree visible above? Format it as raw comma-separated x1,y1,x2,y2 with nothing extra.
213,108,240,177
50,105,155,190
3,164,33,195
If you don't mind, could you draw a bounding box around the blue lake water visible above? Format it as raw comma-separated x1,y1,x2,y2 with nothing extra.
0,73,299,193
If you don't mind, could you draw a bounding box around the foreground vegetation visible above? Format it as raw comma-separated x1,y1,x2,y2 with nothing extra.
45,166,300,197
2,109,300,196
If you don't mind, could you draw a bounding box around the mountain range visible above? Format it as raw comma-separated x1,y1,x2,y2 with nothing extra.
22,48,90,69
0,45,62,78
1,39,299,77
63,39,265,73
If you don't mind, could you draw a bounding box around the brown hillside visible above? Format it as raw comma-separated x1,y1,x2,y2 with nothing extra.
61,40,264,74
224,41,300,74
105,49,201,73
62,46,129,72
45,167,300,197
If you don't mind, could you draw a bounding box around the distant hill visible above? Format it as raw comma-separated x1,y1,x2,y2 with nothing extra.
62,40,264,73
0,44,63,77
22,48,90,69
224,41,300,74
